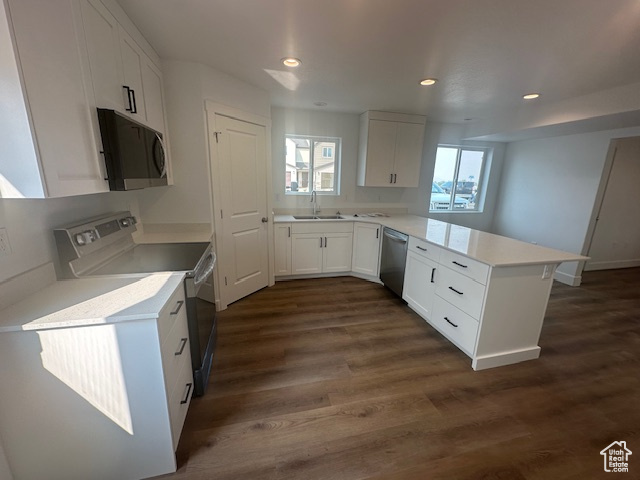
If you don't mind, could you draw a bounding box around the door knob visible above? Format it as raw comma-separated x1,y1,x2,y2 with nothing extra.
261,217,268,223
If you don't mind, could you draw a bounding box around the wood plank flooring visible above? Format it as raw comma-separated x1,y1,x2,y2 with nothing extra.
157,268,640,480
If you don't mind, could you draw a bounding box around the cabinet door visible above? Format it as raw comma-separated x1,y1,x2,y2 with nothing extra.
119,25,147,122
403,251,437,320
323,233,353,273
5,0,108,197
363,120,397,186
352,223,381,276
392,122,424,187
274,223,292,276
291,234,323,275
141,59,166,134
79,0,124,112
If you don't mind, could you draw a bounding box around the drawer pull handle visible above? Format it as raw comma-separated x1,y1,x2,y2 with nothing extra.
416,245,427,252
180,383,193,404
430,267,436,283
452,261,468,268
175,338,188,356
444,317,459,328
170,300,184,315
448,286,464,295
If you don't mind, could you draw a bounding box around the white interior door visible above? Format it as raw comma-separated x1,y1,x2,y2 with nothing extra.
215,114,269,305
586,136,640,270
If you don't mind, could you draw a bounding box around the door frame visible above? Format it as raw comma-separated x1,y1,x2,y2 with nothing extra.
205,100,275,310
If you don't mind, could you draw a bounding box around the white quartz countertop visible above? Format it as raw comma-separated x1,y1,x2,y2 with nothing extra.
0,273,185,333
274,214,587,267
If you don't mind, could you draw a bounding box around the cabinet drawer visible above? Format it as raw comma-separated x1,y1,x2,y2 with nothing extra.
158,284,186,341
161,309,190,390
291,221,353,234
430,296,479,357
168,352,193,450
435,266,486,319
439,249,489,285
408,237,441,263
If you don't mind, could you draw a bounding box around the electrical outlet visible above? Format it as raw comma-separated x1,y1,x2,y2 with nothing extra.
542,264,552,279
0,228,12,256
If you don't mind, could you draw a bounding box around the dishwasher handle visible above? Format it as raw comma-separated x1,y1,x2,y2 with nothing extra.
383,230,408,243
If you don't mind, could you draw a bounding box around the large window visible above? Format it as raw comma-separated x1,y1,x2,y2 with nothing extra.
285,135,341,195
429,146,487,212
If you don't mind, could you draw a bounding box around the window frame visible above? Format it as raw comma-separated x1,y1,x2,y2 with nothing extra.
284,134,342,195
429,145,488,213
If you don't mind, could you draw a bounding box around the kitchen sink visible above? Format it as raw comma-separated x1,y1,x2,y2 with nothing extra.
292,215,344,220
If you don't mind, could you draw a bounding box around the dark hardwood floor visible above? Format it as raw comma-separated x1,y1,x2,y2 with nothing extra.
158,268,640,480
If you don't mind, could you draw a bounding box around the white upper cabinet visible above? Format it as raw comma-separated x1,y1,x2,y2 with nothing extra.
0,0,109,198
79,0,123,112
80,0,167,133
0,0,169,199
357,111,426,188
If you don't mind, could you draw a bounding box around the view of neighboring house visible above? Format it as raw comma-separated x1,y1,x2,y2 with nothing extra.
285,137,336,193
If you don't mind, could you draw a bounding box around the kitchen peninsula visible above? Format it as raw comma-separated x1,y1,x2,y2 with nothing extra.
274,214,587,370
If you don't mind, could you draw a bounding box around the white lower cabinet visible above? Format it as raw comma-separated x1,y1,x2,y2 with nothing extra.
403,251,438,320
290,222,353,275
274,223,292,276
351,222,382,277
0,279,192,480
403,236,557,370
429,295,480,357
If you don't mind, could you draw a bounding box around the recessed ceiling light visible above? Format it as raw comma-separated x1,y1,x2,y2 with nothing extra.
523,93,541,100
420,78,438,86
313,101,327,107
282,57,301,67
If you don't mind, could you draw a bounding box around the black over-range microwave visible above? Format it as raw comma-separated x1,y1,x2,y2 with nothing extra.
97,108,167,191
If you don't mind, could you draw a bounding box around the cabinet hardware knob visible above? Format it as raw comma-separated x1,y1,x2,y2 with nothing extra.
262,217,268,223
123,85,132,112
175,338,188,356
180,383,193,404
170,300,184,315
444,317,459,328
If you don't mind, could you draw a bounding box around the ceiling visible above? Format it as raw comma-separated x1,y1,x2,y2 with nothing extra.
116,0,640,133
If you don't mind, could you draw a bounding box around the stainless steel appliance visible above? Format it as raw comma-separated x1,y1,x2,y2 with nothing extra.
380,227,408,298
97,109,168,191
54,211,216,396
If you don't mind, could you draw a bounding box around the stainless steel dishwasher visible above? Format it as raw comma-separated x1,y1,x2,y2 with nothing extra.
380,227,409,298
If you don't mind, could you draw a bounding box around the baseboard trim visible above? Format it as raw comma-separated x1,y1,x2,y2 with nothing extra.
472,347,541,370
584,259,640,271
554,269,582,286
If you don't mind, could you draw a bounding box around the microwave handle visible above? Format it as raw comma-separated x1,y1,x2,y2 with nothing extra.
154,133,167,178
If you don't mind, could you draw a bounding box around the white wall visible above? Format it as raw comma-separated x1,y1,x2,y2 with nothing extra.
0,192,140,285
136,60,271,225
0,439,12,480
271,109,505,231
492,125,640,284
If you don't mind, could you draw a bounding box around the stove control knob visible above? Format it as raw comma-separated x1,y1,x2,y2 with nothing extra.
119,217,131,228
74,230,97,246
128,216,137,225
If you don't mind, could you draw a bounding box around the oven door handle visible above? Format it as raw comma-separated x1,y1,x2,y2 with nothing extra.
194,252,216,290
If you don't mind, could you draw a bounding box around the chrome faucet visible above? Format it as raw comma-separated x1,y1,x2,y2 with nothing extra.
310,190,319,215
